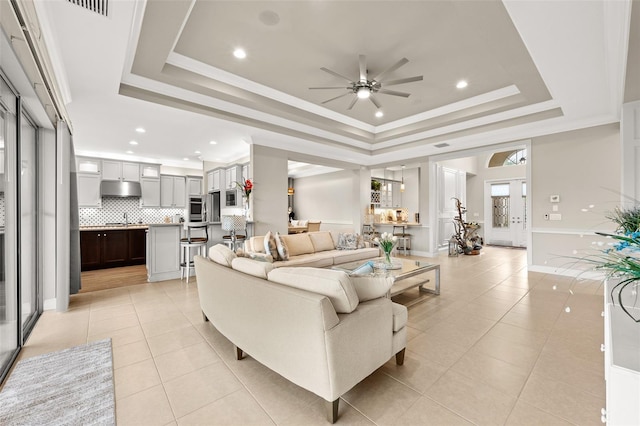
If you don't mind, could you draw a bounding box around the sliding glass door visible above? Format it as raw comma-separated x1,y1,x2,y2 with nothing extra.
20,112,39,335
0,75,18,382
0,73,41,383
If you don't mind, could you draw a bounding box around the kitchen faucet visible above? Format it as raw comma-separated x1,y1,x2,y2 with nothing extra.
123,212,128,226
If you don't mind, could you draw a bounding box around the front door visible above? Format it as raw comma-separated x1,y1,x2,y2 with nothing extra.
484,179,527,247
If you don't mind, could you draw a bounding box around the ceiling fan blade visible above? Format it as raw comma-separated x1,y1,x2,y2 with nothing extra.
359,54,367,82
377,88,411,97
347,96,358,110
320,67,353,83
321,92,353,104
371,58,409,82
309,86,350,90
369,94,382,109
383,76,423,86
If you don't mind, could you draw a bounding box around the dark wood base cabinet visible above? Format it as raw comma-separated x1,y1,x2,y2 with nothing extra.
81,228,147,271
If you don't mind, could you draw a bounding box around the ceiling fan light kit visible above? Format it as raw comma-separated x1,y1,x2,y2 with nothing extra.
310,54,423,110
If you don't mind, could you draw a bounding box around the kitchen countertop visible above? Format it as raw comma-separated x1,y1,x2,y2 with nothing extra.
80,224,150,231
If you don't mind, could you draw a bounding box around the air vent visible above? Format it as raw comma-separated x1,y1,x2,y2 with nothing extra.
434,143,450,148
67,0,108,16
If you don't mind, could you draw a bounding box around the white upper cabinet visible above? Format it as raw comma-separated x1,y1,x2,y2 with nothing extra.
140,177,161,207
225,166,237,189
77,173,101,207
76,156,101,174
206,169,221,192
102,160,140,182
140,164,160,179
187,176,202,196
160,175,186,208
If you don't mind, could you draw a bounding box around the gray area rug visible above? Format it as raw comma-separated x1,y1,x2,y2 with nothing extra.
0,339,115,425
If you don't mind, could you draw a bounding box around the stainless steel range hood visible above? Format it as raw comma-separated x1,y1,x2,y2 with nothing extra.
100,180,142,197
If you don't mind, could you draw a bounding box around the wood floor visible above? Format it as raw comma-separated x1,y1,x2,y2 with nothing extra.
79,265,148,293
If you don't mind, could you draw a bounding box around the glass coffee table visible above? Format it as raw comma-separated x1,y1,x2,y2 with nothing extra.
333,257,440,298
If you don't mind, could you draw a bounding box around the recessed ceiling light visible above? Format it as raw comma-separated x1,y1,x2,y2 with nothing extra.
126,150,134,154
215,158,221,161
233,48,247,59
183,157,189,161
135,127,145,133
209,140,218,145
129,140,138,145
375,111,384,118
456,80,468,89
194,150,201,154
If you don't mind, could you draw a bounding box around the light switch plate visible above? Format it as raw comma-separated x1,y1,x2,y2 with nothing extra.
550,213,562,221
552,205,559,212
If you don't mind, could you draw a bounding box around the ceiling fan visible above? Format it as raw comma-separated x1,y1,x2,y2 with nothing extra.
309,55,423,110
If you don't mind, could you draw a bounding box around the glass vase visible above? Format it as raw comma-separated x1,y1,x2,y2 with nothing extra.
384,249,392,266
244,197,251,221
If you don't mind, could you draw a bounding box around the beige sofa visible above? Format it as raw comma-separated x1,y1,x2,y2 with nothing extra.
195,246,407,423
244,230,379,267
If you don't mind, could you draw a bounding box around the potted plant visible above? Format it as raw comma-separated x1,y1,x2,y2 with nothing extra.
371,180,381,191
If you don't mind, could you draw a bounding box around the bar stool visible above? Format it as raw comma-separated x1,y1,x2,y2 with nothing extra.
180,223,208,283
392,225,411,255
362,224,379,241
221,215,247,252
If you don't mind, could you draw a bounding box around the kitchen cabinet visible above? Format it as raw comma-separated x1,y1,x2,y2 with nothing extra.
160,175,186,208
207,169,221,192
76,156,100,174
140,164,160,178
187,176,203,196
242,163,249,181
225,166,238,189
102,160,140,182
146,224,181,282
140,177,161,207
80,228,147,271
77,173,102,207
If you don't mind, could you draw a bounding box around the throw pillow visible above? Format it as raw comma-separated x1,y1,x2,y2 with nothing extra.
336,232,359,250
263,231,280,260
231,257,275,279
350,275,395,302
274,232,290,261
248,252,274,263
208,244,237,267
267,267,359,313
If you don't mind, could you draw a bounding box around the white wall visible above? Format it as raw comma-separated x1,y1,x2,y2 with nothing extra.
530,123,620,271
293,169,359,231
251,145,289,235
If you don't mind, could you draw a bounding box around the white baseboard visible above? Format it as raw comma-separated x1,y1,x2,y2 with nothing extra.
43,298,57,311
528,264,605,280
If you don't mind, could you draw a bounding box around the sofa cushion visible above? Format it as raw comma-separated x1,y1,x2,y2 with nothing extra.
264,231,279,260
247,236,265,253
275,232,290,261
273,251,335,268
349,275,395,302
333,247,380,265
392,303,408,332
309,231,335,252
231,257,274,279
208,244,237,267
280,233,315,257
267,267,359,313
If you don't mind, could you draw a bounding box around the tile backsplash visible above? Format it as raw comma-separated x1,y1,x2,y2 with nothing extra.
79,197,186,226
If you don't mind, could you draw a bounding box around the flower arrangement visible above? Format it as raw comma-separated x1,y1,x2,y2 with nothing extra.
587,205,640,322
236,178,253,199
374,232,398,265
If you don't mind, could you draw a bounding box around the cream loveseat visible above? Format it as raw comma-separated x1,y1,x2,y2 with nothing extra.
244,230,379,267
195,245,407,423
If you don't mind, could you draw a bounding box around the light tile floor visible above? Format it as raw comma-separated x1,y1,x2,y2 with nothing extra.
17,246,605,425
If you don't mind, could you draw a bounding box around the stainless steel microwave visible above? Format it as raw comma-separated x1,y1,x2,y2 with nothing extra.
225,189,237,207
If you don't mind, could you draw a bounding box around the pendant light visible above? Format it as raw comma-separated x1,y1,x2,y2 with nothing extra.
400,165,405,192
